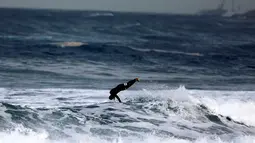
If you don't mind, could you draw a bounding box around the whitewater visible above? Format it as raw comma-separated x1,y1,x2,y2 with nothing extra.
0,86,255,143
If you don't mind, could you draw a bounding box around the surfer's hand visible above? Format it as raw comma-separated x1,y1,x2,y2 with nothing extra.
135,78,140,82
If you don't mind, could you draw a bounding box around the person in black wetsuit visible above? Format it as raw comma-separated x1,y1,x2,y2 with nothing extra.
109,78,139,102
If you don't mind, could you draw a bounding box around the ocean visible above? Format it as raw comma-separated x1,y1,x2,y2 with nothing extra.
0,8,255,143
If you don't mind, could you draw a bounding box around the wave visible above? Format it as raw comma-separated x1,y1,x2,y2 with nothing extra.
140,35,194,43
52,42,88,47
0,86,255,141
0,42,151,65
47,42,204,58
1,86,255,125
0,126,254,143
115,23,141,29
0,124,254,143
89,12,114,17
0,34,53,40
131,47,203,57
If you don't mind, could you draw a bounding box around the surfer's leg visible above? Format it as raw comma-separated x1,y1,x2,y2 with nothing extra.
110,78,139,94
115,95,122,103
124,78,139,89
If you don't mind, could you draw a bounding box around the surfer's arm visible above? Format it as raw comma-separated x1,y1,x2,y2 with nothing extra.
115,95,122,103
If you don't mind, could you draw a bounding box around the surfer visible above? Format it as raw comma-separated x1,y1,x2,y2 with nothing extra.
109,78,140,102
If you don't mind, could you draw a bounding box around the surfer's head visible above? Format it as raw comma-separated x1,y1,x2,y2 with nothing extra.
109,94,115,100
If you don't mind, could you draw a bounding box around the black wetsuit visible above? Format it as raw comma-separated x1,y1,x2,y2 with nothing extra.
109,79,138,102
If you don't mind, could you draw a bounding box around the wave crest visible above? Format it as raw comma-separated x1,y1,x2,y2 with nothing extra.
89,12,114,17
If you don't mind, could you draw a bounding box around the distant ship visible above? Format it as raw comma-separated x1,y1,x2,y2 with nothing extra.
197,0,227,17
242,10,255,18
227,0,243,17
230,1,255,19
232,10,255,19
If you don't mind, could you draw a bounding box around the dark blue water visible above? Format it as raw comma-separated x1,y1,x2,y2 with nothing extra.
1,8,255,90
0,8,255,143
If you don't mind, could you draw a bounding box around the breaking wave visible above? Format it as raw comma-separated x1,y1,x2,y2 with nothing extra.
0,86,254,142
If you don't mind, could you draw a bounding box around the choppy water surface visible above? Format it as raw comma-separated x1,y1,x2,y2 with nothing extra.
0,8,255,143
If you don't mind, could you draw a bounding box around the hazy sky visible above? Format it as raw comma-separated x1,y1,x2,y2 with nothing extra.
0,0,254,14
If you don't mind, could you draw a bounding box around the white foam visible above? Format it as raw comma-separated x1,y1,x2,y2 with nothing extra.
193,92,255,126
0,125,50,143
121,86,255,127
1,86,255,127
148,87,255,126
52,41,88,47
0,125,255,143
